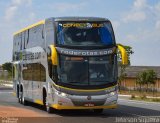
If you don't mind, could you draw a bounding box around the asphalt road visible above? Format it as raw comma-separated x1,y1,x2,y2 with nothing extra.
0,89,160,123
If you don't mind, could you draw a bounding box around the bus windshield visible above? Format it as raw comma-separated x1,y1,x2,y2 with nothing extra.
57,22,115,46
58,55,117,86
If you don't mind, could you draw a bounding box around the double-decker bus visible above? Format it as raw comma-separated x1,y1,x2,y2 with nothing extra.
13,17,127,113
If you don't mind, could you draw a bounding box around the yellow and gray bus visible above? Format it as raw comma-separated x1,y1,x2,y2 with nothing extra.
13,17,127,113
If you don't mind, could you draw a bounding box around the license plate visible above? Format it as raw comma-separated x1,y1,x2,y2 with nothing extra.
84,103,94,107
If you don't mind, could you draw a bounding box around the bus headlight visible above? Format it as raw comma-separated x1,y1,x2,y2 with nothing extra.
55,90,68,97
109,91,116,97
60,92,68,97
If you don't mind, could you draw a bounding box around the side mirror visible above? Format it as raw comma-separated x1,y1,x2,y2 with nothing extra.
117,44,128,65
48,45,58,65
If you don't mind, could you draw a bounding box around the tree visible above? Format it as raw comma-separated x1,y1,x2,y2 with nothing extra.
146,70,157,93
136,71,147,92
136,70,157,92
147,70,157,85
2,62,12,75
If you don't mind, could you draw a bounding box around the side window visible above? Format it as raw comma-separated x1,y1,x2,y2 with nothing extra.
21,32,24,50
13,36,17,61
22,63,46,82
45,20,54,48
19,33,22,50
32,63,40,81
27,25,44,48
23,31,26,49
17,34,21,51
40,64,46,81
27,27,35,48
37,25,45,48
16,34,21,60
23,64,32,80
25,30,29,49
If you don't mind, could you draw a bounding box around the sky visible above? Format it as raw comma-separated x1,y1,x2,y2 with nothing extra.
0,0,160,66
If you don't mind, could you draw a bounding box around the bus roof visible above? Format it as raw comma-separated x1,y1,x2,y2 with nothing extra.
13,20,45,36
53,17,109,22
13,17,109,36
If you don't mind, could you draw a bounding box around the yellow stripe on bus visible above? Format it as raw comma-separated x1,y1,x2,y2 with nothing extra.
53,82,116,92
52,104,117,110
12,92,16,96
13,20,45,36
34,99,43,105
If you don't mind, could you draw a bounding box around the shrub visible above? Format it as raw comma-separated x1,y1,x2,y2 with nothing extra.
140,94,147,99
131,94,135,99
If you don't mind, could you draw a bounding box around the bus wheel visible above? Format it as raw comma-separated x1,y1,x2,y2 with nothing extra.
21,91,28,106
43,91,53,113
18,91,22,104
46,104,53,113
93,109,103,114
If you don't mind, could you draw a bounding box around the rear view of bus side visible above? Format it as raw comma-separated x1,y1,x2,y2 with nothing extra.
13,17,118,113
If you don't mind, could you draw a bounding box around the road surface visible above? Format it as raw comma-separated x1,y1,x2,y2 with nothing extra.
0,89,160,123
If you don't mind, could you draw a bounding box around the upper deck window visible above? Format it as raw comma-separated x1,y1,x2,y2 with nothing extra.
57,22,115,46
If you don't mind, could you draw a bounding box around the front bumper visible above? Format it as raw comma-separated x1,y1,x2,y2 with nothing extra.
50,92,118,110
52,103,117,110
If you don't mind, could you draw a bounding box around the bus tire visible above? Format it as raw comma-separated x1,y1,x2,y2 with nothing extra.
18,91,22,104
93,109,103,114
46,105,53,113
21,91,28,106
43,89,53,113
19,86,27,106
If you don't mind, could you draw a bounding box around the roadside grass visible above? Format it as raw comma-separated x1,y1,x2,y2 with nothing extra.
119,90,160,102
130,94,160,102
0,76,12,81
119,90,160,97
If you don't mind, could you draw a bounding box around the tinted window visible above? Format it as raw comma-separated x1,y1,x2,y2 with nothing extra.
27,25,45,48
22,63,46,82
57,22,115,46
58,55,117,86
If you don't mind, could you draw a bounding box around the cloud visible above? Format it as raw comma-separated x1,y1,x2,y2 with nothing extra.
123,11,146,22
0,0,35,64
5,5,17,21
112,20,120,32
155,2,160,12
133,0,147,9
4,0,32,21
28,12,36,21
122,0,148,23
118,0,160,66
156,20,160,30
125,28,160,66
52,2,87,13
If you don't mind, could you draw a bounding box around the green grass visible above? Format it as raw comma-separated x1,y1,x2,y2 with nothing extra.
130,95,160,102
119,90,160,97
0,76,12,81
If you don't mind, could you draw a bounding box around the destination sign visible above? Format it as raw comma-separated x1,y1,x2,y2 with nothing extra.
56,47,116,56
61,23,104,28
